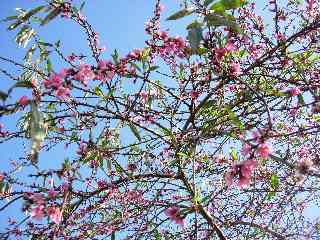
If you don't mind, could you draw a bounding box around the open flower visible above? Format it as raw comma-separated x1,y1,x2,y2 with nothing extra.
165,206,184,226
18,96,29,106
47,207,62,224
30,204,44,221
289,87,302,96
225,159,257,189
257,143,272,159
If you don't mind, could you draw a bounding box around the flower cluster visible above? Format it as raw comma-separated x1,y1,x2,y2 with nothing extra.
28,193,62,224
225,159,257,189
164,206,184,226
44,69,72,100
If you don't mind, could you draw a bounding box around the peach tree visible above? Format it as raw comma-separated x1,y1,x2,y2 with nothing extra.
1,0,320,239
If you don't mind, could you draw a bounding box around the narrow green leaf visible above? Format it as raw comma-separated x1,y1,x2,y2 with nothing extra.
112,49,119,64
40,8,61,26
14,81,33,89
148,66,160,72
0,91,8,101
204,0,215,6
30,101,47,165
186,20,203,30
111,232,116,240
229,148,238,161
271,174,279,189
298,94,305,105
79,1,86,11
205,14,241,32
154,229,162,240
166,8,193,20
210,0,246,12
20,6,46,22
46,59,52,74
187,27,203,53
94,86,104,97
1,15,18,22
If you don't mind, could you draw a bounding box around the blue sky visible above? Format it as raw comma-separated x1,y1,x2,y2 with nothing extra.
0,0,190,233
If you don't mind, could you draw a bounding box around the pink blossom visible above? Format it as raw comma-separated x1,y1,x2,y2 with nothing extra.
48,189,57,199
60,182,70,193
225,41,236,52
275,33,286,41
225,159,257,189
0,123,9,137
74,64,95,85
229,62,242,76
165,206,184,226
77,141,86,155
138,90,149,104
289,87,302,96
31,193,44,205
213,154,225,163
257,143,272,159
47,207,62,224
190,90,199,100
215,48,227,61
298,147,309,157
306,0,316,11
225,171,234,188
44,73,63,89
241,144,252,156
238,175,251,189
67,53,77,62
0,173,4,182
56,87,71,100
30,205,44,221
297,157,314,174
240,159,257,178
18,96,29,106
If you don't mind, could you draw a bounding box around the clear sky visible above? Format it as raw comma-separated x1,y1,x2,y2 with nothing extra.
0,0,191,232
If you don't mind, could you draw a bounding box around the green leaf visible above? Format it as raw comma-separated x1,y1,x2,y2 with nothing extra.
271,174,279,189
210,0,246,12
186,21,203,30
229,148,238,161
24,44,36,62
297,94,305,105
112,49,119,64
79,1,86,11
55,40,61,48
187,27,203,53
2,15,18,22
94,86,104,97
148,66,160,72
0,91,8,101
204,0,216,6
128,123,141,141
166,8,194,20
7,21,22,30
205,14,241,32
14,81,33,89
20,6,46,22
111,232,116,240
46,59,53,74
40,8,61,26
225,107,245,131
30,101,47,165
154,229,162,240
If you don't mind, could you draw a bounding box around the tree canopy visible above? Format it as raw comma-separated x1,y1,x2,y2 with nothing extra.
1,0,320,239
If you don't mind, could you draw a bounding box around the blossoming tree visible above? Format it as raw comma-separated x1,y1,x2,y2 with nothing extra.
1,0,320,239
